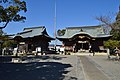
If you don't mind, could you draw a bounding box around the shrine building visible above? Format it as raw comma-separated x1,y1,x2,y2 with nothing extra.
57,26,111,52
12,26,54,53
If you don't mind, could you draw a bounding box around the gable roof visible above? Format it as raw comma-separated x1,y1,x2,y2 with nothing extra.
12,26,54,40
57,26,111,39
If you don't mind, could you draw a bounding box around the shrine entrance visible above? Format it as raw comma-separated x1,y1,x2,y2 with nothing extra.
75,41,90,52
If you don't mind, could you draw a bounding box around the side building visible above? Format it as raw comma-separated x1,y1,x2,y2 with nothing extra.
57,26,111,52
12,26,54,53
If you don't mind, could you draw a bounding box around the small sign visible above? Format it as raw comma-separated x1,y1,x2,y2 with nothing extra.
36,47,41,52
19,42,25,44
60,47,64,52
79,36,85,39
78,41,87,43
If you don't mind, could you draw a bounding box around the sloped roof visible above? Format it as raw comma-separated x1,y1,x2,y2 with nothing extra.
13,26,54,40
57,26,111,39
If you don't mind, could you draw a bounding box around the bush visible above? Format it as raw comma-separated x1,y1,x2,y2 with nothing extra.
104,40,120,49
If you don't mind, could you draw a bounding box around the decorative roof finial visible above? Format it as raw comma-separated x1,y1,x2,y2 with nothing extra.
80,29,83,32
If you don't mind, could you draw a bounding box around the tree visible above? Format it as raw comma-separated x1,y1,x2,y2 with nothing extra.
3,40,17,48
57,29,66,36
96,7,120,38
96,7,120,48
0,0,8,3
104,40,120,49
0,0,27,29
0,0,27,55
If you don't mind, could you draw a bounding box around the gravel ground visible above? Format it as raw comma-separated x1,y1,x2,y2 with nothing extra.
1,54,119,80
36,55,85,80
87,55,120,80
0,55,85,80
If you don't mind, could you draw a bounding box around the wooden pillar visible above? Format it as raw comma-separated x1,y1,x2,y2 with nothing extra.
0,40,4,55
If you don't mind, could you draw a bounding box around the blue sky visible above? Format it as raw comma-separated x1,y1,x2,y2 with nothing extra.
3,0,120,38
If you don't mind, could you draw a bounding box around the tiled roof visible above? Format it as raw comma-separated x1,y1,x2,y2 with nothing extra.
57,26,111,39
13,26,54,40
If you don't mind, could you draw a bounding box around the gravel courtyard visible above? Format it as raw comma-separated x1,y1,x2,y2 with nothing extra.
0,54,120,80
0,55,84,80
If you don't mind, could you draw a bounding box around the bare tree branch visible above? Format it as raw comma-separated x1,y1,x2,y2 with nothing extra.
0,20,9,29
95,16,114,29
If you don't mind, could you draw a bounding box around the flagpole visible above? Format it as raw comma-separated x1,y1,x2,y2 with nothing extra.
54,0,57,51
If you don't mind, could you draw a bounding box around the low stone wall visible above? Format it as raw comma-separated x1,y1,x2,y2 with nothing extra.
70,52,108,56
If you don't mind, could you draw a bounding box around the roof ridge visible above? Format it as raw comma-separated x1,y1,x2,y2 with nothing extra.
66,25,100,29
17,30,32,35
23,26,45,30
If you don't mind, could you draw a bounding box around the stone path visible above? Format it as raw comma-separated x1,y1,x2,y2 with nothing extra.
87,55,120,80
80,56,110,80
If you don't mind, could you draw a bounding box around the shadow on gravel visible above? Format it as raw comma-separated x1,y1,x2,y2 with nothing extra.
27,55,67,60
0,62,72,80
0,55,67,63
